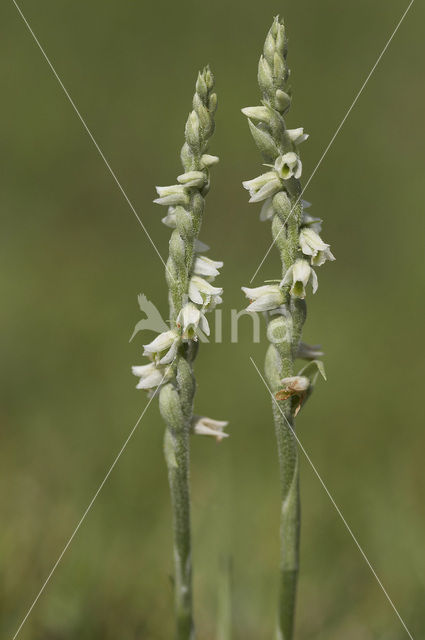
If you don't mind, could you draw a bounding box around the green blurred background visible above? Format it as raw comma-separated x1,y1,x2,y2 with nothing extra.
1,1,424,638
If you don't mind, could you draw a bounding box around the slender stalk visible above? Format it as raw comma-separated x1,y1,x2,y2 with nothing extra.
241,16,334,639
132,68,226,639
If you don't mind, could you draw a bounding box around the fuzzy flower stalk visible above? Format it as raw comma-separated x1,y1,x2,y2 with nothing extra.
241,17,334,640
132,67,227,639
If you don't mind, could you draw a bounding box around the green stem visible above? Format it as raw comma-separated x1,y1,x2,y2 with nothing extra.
266,304,302,640
272,374,300,640
165,427,194,639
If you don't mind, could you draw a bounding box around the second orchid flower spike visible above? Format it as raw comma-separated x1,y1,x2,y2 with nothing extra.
240,15,335,640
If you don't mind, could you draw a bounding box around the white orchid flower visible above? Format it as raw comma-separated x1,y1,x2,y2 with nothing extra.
281,259,318,299
143,329,180,365
286,128,309,145
131,362,169,390
192,416,229,442
242,171,282,203
193,255,223,278
200,154,219,168
189,275,223,306
241,284,285,312
176,303,210,340
177,171,207,188
274,152,302,180
153,185,189,207
299,228,335,267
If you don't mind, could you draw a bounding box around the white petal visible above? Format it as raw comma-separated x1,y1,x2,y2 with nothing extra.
248,178,281,203
281,265,294,287
193,256,223,277
260,197,274,221
242,171,276,192
188,280,203,304
136,369,164,389
199,313,210,336
246,292,283,312
190,275,222,296
143,330,177,354
177,171,206,188
242,285,275,300
159,340,179,364
132,363,155,377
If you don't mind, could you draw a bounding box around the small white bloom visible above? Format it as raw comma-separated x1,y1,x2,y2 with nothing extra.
242,172,282,203
281,259,318,299
274,152,302,180
241,284,285,312
176,303,210,339
193,416,229,442
177,171,206,188
286,127,309,145
154,185,188,207
189,275,223,306
161,206,177,228
193,255,223,278
143,329,180,365
259,197,274,221
131,362,168,390
299,228,335,266
200,154,219,168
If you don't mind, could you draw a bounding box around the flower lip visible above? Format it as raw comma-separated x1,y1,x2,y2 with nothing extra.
176,303,210,339
274,152,302,180
281,259,318,299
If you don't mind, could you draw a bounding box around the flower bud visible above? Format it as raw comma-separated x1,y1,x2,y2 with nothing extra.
248,119,280,160
208,92,218,115
275,89,291,113
273,191,291,217
196,71,208,100
185,110,200,148
241,106,271,123
258,56,274,96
